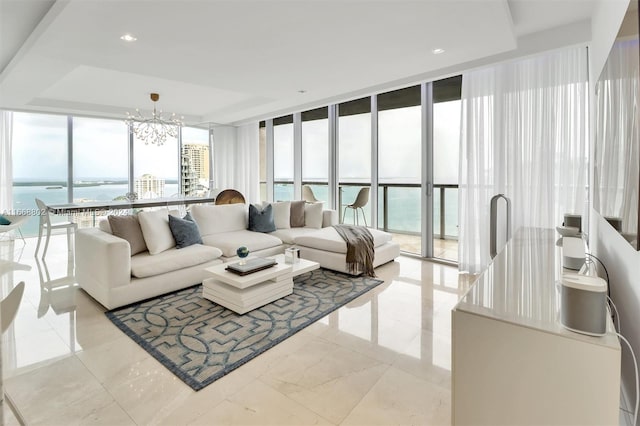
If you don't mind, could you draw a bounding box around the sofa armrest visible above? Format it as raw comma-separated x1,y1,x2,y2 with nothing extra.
322,209,338,227
75,228,131,292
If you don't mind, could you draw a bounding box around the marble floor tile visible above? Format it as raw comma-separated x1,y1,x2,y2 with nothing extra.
0,236,467,425
194,380,334,425
342,365,450,426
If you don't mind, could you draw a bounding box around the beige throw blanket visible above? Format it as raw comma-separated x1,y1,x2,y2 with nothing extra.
333,225,376,277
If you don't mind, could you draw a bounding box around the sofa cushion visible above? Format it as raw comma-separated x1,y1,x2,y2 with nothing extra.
270,227,323,244
269,201,291,229
169,213,203,249
191,204,247,235
130,244,222,278
108,214,148,255
304,202,323,229
248,204,276,233
294,226,392,254
202,230,282,257
290,200,306,227
138,209,177,255
98,218,112,234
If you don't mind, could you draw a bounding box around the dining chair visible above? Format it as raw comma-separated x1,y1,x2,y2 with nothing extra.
0,214,29,245
214,189,246,205
302,185,320,203
342,187,370,226
34,198,77,258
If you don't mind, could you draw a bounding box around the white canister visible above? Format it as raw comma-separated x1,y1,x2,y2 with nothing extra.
285,247,300,264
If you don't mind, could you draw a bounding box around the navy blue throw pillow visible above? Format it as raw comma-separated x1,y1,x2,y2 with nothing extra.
248,204,276,233
168,214,203,249
0,215,11,225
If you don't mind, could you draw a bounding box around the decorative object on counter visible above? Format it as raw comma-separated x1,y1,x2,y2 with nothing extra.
236,246,249,265
284,247,300,264
563,213,582,234
555,226,580,237
561,236,585,270
560,274,608,336
214,189,245,205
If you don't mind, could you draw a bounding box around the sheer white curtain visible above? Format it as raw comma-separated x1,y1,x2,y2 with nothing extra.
594,38,639,234
458,47,588,273
0,111,13,213
213,122,260,204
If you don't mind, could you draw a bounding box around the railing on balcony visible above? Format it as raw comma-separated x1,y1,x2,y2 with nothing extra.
270,181,458,258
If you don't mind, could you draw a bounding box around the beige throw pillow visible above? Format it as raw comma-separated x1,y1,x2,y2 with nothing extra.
138,209,177,255
304,202,323,229
108,214,148,255
270,201,291,229
290,200,306,227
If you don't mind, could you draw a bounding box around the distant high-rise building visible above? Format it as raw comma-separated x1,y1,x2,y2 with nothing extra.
134,174,165,199
182,144,209,181
181,155,198,196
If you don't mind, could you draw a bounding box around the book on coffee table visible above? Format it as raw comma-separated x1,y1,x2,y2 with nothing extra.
225,257,277,276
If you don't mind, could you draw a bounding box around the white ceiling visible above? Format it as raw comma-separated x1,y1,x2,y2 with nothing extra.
0,0,596,126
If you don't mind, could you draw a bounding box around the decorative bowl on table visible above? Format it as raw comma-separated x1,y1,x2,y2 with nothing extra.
237,246,250,265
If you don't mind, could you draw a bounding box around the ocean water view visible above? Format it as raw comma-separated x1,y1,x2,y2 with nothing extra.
11,182,179,237
9,181,458,240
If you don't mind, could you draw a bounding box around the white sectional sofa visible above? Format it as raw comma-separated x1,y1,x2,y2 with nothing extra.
76,202,338,309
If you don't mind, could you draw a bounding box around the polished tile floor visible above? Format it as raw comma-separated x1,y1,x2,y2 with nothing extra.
1,234,473,425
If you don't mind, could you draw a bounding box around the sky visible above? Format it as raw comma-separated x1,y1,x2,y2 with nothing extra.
12,101,460,184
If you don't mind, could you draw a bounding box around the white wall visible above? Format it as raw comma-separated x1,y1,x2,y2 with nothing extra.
589,0,638,415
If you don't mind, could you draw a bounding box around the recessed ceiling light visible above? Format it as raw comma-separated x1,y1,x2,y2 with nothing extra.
120,34,137,42
432,48,445,54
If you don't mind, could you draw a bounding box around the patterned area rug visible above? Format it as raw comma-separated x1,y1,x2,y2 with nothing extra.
106,268,383,391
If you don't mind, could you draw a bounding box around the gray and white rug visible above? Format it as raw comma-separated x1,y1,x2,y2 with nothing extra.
106,268,383,390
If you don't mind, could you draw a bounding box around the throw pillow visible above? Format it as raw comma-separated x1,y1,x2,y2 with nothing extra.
304,202,323,228
138,209,176,255
248,204,276,233
0,215,11,225
290,200,306,228
168,214,203,248
271,201,291,229
108,214,148,255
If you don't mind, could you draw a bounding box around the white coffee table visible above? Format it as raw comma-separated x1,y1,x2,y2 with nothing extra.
202,254,319,314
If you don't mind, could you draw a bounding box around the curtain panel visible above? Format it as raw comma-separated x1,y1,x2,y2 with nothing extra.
0,111,13,213
458,47,589,273
213,122,260,204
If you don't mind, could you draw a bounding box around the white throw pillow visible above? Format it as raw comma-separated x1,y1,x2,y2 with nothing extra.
138,209,176,255
270,201,291,229
304,203,323,229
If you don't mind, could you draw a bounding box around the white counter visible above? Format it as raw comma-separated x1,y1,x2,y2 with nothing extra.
452,227,621,425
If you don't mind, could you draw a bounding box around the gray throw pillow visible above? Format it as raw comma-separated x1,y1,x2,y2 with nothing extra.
108,214,148,255
168,214,203,249
248,204,276,233
290,200,306,227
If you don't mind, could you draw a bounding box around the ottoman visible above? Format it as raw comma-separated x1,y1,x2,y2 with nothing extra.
294,226,400,275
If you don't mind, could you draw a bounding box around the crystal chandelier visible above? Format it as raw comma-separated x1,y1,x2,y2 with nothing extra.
125,93,183,146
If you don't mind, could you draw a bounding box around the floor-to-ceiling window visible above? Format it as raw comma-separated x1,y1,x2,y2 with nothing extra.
259,121,267,201
433,76,462,262
302,107,329,204
273,115,294,201
12,113,69,236
338,98,371,224
181,126,211,197
72,116,129,227
377,85,422,254
133,129,179,200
